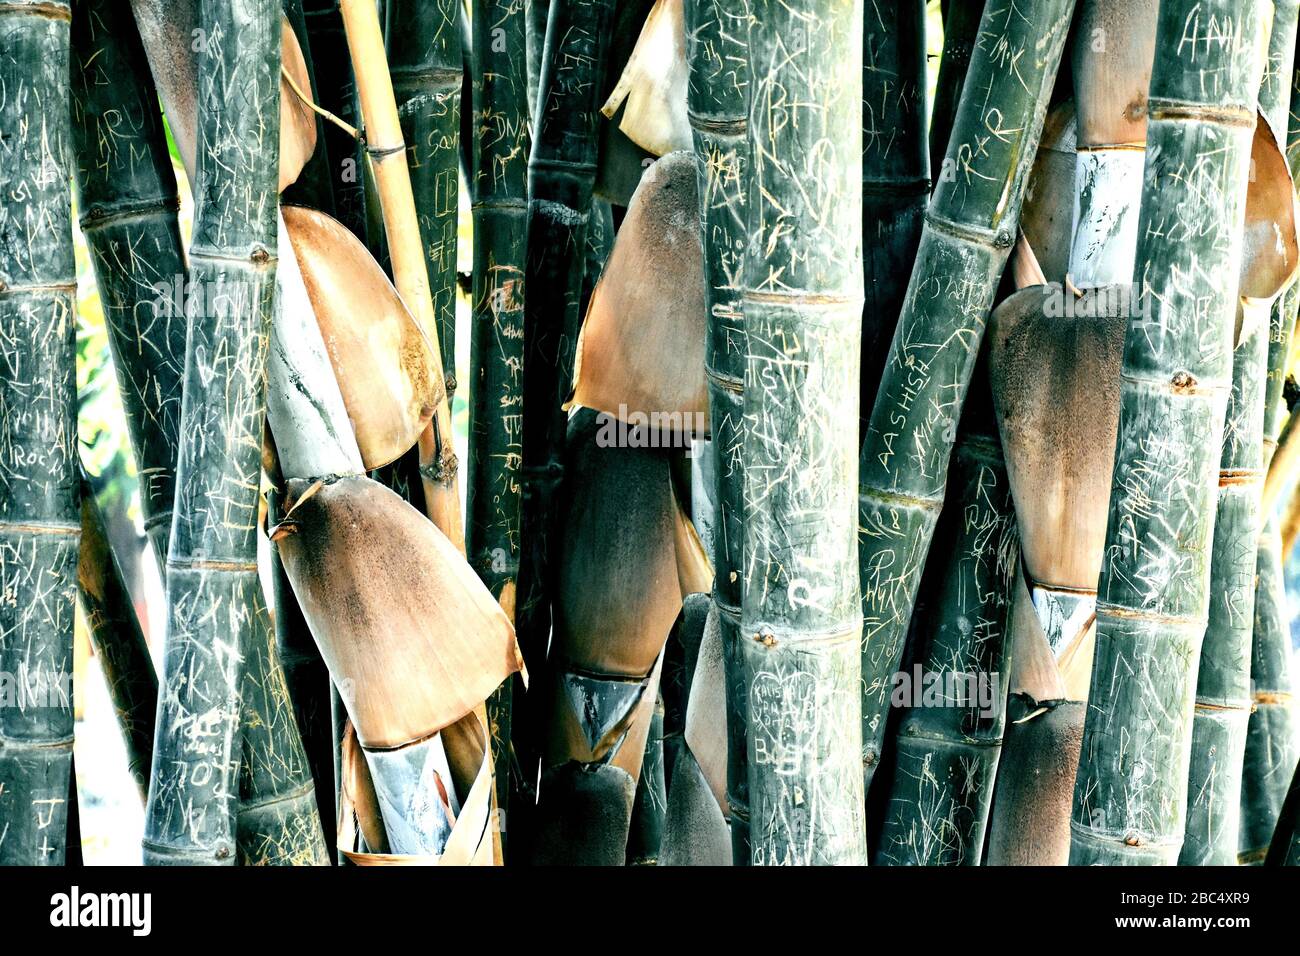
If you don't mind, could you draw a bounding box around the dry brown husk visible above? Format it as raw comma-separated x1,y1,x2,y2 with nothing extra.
271,475,520,751
1019,101,1076,284
601,0,691,156
568,151,706,431
279,14,317,192
281,205,440,470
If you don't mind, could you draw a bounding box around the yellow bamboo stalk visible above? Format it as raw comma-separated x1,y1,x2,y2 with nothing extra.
338,0,462,547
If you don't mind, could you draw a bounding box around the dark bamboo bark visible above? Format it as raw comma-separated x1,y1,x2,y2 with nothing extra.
1267,758,1300,863
856,0,1073,799
70,0,186,572
874,378,1016,865
741,0,867,865
929,0,984,181
143,0,286,866
625,697,666,865
388,0,462,394
1184,3,1299,866
1069,0,1268,866
515,0,617,790
303,0,368,240
861,0,927,432
467,0,530,832
685,0,751,866
77,473,157,803
0,0,79,868
524,0,548,123
662,592,710,791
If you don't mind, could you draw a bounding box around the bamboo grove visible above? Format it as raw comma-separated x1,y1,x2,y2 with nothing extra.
1,0,1300,868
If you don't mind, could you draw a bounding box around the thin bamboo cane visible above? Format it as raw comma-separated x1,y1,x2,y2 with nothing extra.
861,0,928,431
466,0,530,834
874,373,1017,865
77,471,157,804
928,0,984,182
856,0,1074,801
741,0,867,865
142,0,291,866
1069,0,1270,866
0,0,79,868
685,0,751,866
70,0,186,573
339,0,461,547
388,0,462,397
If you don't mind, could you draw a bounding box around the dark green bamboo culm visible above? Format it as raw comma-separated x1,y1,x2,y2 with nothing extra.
77,471,158,803
514,0,618,808
626,698,666,865
466,0,531,836
1243,0,1300,867
524,0,548,121
860,0,928,436
0,0,79,868
741,0,867,866
873,370,1016,865
302,0,368,241
1183,1,1299,866
856,0,1073,799
70,0,186,573
1068,0,1269,866
1268,757,1300,863
929,0,985,182
685,0,751,866
388,0,462,394
143,0,291,866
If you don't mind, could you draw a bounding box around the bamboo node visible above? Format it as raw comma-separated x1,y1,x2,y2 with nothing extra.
1170,370,1197,393
1123,832,1143,847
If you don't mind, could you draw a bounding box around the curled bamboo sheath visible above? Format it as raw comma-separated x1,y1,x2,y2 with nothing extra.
857,0,1074,803
875,385,1017,866
1067,0,1157,288
338,0,460,547
466,0,530,832
281,0,338,214
742,0,868,866
387,0,462,397
928,0,984,179
0,0,79,868
685,0,750,862
77,473,158,804
1183,116,1298,865
861,0,928,431
1068,0,1270,866
70,0,186,572
604,0,691,157
569,152,706,429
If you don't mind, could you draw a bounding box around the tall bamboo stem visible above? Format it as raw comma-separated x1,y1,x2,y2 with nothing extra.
685,0,750,865
0,0,78,868
467,0,530,833
741,0,867,865
856,0,1074,799
143,0,286,866
1069,0,1269,866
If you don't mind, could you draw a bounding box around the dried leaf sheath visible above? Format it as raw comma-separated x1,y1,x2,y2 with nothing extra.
0,0,78,867
684,0,751,864
70,0,186,570
388,0,462,395
741,0,867,866
466,0,530,823
143,0,286,866
856,0,1074,797
1069,0,1269,866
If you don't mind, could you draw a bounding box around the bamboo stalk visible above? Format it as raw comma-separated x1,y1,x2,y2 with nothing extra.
1184,36,1300,866
625,696,666,865
856,0,1074,800
861,0,929,437
928,0,984,181
466,0,530,835
685,0,751,866
339,0,461,547
873,375,1016,865
388,0,462,397
70,0,186,572
741,0,867,865
1266,758,1300,863
0,0,79,868
77,472,157,804
1068,0,1270,866
142,0,288,866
